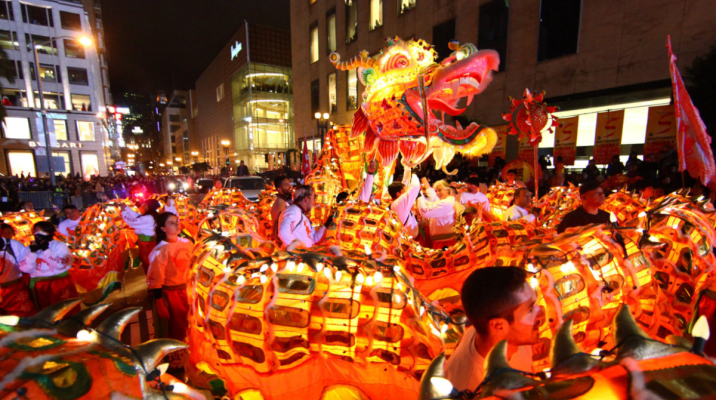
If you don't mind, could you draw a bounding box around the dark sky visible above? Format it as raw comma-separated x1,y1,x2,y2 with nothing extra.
103,0,291,96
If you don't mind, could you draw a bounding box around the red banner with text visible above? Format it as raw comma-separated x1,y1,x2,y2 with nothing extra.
644,105,676,157
594,110,624,164
554,116,579,165
488,125,508,167
518,134,535,166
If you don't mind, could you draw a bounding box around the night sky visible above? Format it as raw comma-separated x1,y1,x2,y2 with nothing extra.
103,0,291,95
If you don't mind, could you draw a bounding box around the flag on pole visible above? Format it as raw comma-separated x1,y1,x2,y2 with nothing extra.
301,140,311,178
667,36,716,189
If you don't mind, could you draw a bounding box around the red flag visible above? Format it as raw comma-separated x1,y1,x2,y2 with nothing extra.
667,36,716,188
301,140,311,178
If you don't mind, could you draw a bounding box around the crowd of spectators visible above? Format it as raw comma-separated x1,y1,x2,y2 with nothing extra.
0,173,168,213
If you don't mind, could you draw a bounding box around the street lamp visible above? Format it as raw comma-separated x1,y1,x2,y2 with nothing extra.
221,140,230,175
314,112,330,149
33,35,92,185
191,151,199,163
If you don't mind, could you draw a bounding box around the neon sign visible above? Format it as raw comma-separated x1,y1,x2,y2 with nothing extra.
231,41,243,60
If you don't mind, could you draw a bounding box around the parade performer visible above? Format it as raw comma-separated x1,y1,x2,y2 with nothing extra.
359,160,378,203
270,175,293,238
557,180,610,233
418,178,462,249
0,224,35,316
278,185,329,249
505,187,537,223
121,199,161,273
147,212,193,344
444,267,540,391
18,221,78,311
164,197,179,216
459,177,494,222
57,204,81,237
388,168,420,239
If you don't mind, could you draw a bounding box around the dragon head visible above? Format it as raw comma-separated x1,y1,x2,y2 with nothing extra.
330,37,500,170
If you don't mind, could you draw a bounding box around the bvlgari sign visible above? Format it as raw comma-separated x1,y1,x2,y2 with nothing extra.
231,41,243,60
28,141,83,148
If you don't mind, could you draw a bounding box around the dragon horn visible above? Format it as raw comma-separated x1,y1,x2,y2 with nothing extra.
135,338,188,371
482,340,535,395
612,304,682,360
57,302,112,337
329,50,375,70
484,340,510,376
96,307,142,340
550,319,601,373
30,297,82,324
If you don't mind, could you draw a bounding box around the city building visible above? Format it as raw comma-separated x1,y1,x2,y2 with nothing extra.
290,0,716,168
80,0,110,106
0,0,110,178
115,91,158,172
158,90,189,172
191,21,294,173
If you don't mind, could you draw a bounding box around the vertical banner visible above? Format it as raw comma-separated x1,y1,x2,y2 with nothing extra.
554,116,579,165
518,135,534,166
644,105,676,157
594,110,624,164
488,125,508,167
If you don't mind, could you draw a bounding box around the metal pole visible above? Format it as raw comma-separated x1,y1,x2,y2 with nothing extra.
33,40,55,186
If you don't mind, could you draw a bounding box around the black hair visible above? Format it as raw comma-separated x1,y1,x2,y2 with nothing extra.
556,156,563,162
1,223,14,234
336,192,349,203
513,187,531,203
63,204,78,212
388,182,406,200
507,169,517,175
143,199,161,221
579,180,602,195
466,177,480,186
462,267,528,336
155,212,177,244
274,175,288,189
33,221,56,236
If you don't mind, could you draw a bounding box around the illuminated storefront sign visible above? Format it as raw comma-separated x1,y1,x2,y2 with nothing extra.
36,112,67,120
28,141,84,148
231,41,243,60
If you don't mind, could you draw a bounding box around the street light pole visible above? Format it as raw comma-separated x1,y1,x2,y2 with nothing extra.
32,40,54,186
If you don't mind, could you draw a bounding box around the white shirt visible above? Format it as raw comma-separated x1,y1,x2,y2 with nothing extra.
390,171,420,238
444,327,533,392
418,187,456,239
164,199,179,217
278,204,326,248
18,240,74,278
147,238,194,289
459,191,491,214
0,239,30,283
505,205,536,223
360,174,374,203
121,208,156,236
58,217,80,237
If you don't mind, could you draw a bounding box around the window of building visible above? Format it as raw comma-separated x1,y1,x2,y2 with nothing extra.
0,30,17,50
4,60,17,80
478,1,509,72
0,1,14,21
433,19,456,62
53,119,68,140
81,152,99,176
327,10,336,53
346,0,358,44
7,151,35,177
29,91,63,109
30,63,59,82
310,23,319,63
216,83,224,102
170,125,181,133
398,0,416,14
63,39,85,58
370,0,383,30
51,151,71,176
3,117,30,139
347,69,358,110
67,67,88,85
2,89,24,106
169,114,180,122
537,0,581,62
59,11,81,31
21,4,52,27
77,121,95,141
328,72,337,114
71,94,91,111
310,79,320,115
26,34,57,55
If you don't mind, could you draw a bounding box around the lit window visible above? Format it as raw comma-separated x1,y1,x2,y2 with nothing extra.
0,30,18,51
3,117,31,139
51,152,71,176
81,153,99,177
77,120,95,141
370,0,383,30
71,94,91,111
53,120,68,140
346,1,358,44
326,11,336,53
328,72,337,114
216,83,224,102
63,39,85,58
310,24,319,63
347,69,358,110
7,151,35,177
398,0,416,14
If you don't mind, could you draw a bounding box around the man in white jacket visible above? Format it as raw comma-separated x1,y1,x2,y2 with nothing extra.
418,178,460,249
278,185,328,249
0,225,35,316
387,168,420,238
